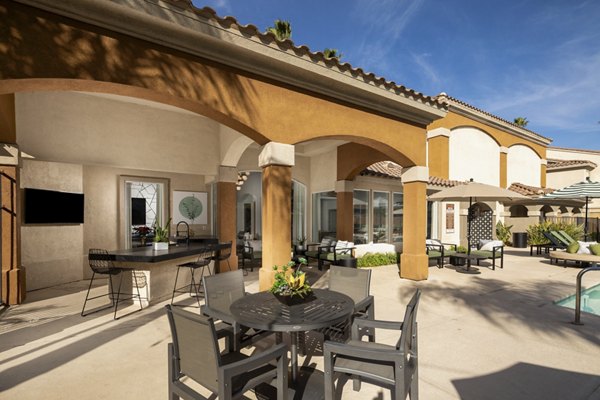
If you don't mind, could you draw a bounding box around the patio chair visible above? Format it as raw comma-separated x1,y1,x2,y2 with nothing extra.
557,230,578,245
202,269,271,350
320,265,375,343
550,231,571,247
305,237,336,270
236,242,255,274
165,305,289,400
426,239,457,268
543,231,567,250
213,241,233,273
81,248,144,320
171,246,214,308
323,289,421,400
470,241,504,270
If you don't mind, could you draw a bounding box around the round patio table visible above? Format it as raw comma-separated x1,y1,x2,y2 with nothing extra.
230,288,354,384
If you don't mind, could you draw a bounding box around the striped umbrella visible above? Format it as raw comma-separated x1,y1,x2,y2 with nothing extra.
543,177,600,237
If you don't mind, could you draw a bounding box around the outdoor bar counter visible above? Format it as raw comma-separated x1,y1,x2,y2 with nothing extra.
103,238,219,305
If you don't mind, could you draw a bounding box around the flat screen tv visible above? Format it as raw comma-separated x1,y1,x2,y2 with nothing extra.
131,197,146,226
24,188,84,224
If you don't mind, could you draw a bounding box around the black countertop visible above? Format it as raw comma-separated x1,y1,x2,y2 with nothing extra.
103,239,220,263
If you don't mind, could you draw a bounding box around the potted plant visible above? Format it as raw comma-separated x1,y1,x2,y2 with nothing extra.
294,236,307,256
134,225,152,246
269,258,313,305
152,217,171,250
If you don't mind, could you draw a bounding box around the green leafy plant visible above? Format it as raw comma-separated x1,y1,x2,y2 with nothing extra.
153,217,171,243
356,252,398,268
496,221,513,246
296,236,307,246
269,258,311,298
456,245,468,253
526,220,584,245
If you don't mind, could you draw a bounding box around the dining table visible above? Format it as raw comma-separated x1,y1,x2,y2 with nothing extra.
229,288,354,386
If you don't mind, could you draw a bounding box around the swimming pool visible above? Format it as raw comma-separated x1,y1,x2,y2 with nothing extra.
555,283,600,316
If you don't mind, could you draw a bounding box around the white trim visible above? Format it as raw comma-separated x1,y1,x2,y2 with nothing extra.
401,166,429,183
499,146,509,154
427,127,450,139
540,159,547,165
258,142,295,168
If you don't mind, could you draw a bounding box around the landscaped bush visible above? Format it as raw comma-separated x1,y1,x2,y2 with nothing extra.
526,220,584,245
357,252,398,268
496,221,513,246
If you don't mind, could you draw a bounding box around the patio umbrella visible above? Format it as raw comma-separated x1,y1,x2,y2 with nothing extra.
542,177,600,237
427,179,528,254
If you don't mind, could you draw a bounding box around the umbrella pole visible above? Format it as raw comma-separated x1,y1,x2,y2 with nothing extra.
467,197,472,255
585,196,589,239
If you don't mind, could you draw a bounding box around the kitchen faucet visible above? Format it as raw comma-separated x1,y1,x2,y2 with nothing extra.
176,221,190,245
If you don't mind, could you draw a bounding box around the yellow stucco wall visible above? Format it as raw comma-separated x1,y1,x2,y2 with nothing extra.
428,136,449,179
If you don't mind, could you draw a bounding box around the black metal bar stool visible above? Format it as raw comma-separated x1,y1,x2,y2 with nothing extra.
214,241,233,273
171,247,214,308
81,248,144,320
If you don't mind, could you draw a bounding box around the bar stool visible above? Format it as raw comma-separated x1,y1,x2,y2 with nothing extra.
81,248,144,320
171,247,214,308
214,241,233,273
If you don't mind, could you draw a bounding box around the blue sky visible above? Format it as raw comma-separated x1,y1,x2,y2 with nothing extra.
191,0,600,150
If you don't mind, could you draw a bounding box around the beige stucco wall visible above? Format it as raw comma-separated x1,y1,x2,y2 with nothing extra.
449,127,500,185
15,91,220,175
507,145,541,187
310,150,337,193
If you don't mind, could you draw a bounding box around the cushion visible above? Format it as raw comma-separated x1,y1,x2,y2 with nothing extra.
480,240,503,251
576,241,596,255
589,243,600,256
426,239,442,245
336,240,349,249
566,242,579,254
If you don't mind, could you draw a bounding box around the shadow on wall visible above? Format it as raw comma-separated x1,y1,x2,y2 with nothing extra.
453,362,600,400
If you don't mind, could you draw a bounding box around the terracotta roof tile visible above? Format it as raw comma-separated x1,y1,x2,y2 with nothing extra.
435,93,551,143
429,176,464,187
547,158,597,170
360,162,463,187
508,182,555,197
162,1,446,110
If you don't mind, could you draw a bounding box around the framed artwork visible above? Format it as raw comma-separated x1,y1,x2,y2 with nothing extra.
445,204,455,233
173,191,208,224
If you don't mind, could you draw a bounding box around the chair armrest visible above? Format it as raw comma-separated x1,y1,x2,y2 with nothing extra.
426,244,442,254
202,305,236,326
220,342,288,378
323,340,403,363
351,317,402,340
306,243,321,250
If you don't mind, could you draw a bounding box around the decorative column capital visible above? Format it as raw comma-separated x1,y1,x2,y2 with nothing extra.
499,146,509,154
259,142,295,168
401,166,429,183
335,180,354,193
540,159,547,165
217,165,238,183
427,127,450,139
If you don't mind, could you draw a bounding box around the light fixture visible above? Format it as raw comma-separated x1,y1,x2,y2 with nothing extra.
236,171,249,190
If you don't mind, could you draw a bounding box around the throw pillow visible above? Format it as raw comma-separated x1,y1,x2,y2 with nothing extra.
480,240,503,251
566,242,579,254
576,241,596,255
589,243,600,256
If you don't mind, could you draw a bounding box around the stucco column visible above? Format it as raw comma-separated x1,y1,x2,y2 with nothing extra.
427,128,450,180
499,146,508,188
258,142,294,291
216,166,238,272
400,166,429,281
540,159,547,188
335,180,354,241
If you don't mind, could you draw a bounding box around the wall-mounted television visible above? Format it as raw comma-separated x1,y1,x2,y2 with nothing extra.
24,188,84,224
131,197,146,226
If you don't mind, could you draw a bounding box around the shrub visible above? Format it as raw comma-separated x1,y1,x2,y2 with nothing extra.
357,252,398,268
496,221,513,246
526,221,584,245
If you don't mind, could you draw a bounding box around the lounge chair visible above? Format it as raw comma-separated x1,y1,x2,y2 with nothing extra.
550,231,571,247
470,240,504,270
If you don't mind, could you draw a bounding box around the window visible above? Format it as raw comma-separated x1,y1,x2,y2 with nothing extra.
392,192,403,243
353,190,369,244
120,176,169,248
291,180,307,244
373,191,389,243
312,191,336,241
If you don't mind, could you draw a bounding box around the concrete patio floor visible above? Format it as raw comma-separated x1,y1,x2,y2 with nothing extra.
1,248,600,399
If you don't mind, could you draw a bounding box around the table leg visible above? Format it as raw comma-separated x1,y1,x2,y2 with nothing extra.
290,332,298,382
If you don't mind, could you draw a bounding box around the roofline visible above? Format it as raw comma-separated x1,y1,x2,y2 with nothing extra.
16,0,448,126
548,146,600,155
437,94,552,146
546,163,597,172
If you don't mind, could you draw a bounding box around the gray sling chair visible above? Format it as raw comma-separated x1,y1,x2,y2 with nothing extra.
165,305,289,400
202,269,272,351
323,289,421,400
320,266,375,343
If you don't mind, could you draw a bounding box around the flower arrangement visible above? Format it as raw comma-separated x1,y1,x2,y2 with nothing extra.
269,258,312,299
134,226,152,237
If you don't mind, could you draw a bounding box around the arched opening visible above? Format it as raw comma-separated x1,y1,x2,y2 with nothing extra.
510,205,529,218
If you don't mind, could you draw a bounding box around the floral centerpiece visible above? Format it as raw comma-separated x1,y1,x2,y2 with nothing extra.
269,258,313,305
134,226,152,246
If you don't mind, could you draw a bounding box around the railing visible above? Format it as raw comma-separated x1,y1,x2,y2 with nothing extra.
573,265,600,325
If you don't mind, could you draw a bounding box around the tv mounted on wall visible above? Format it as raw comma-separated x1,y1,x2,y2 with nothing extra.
24,188,84,224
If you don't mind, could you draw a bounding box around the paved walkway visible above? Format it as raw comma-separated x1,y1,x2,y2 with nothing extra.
1,248,599,399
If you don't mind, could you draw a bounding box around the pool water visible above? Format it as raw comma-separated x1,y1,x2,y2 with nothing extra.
555,283,600,316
